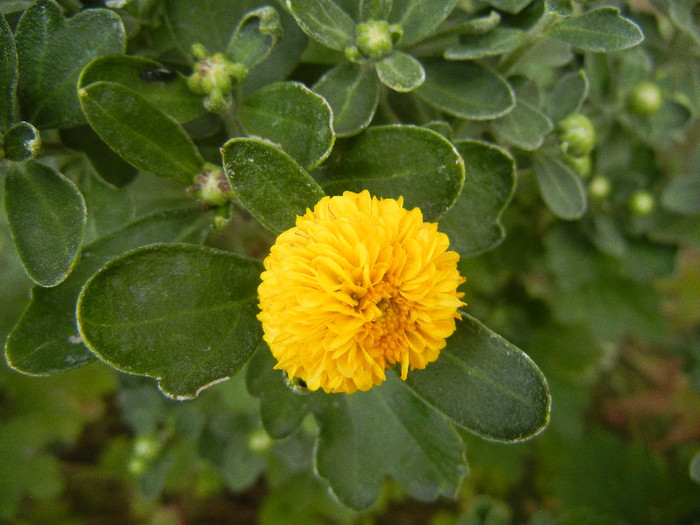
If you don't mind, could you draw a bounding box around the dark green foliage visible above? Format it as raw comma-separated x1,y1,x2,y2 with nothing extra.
1,0,699,523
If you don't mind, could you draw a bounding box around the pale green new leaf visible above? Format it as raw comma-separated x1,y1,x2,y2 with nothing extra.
286,0,356,51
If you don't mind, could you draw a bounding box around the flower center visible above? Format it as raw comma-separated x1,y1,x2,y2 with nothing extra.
357,279,414,364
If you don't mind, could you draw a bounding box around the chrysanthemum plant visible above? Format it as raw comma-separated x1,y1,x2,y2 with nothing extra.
4,0,695,511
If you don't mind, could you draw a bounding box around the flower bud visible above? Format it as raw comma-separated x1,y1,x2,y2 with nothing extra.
355,20,396,60
628,81,663,117
188,163,234,207
629,190,655,215
589,175,611,200
564,153,592,177
557,113,596,158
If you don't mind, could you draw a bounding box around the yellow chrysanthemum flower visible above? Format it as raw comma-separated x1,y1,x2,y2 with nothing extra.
257,190,465,394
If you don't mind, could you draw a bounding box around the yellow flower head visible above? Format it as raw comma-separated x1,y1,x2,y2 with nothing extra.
257,190,465,394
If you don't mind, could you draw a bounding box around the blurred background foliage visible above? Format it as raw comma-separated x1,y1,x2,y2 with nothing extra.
1,0,700,523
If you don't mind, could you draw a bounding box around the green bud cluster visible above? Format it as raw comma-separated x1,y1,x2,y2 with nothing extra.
627,81,663,117
629,190,655,215
187,46,248,113
588,175,611,200
188,163,234,208
557,113,596,158
346,20,403,62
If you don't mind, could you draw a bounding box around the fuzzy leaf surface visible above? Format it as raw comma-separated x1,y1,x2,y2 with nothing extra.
438,140,515,258
4,209,210,375
314,125,464,221
314,374,466,509
14,0,125,129
77,244,263,399
405,313,551,442
79,81,204,182
222,138,326,234
4,160,86,287
238,81,334,170
313,62,379,137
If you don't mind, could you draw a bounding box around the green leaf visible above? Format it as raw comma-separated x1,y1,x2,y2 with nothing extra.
313,62,379,137
78,81,205,182
360,0,393,20
534,151,587,220
438,140,516,258
2,120,41,162
314,373,466,509
287,0,356,51
314,125,464,221
484,0,532,14
416,59,514,120
60,125,138,187
77,243,263,399
405,312,550,442
164,0,258,56
0,14,18,131
14,0,125,129
4,160,86,287
444,28,526,60
490,98,553,151
79,55,205,124
238,81,334,170
389,0,459,46
661,175,700,215
545,0,572,16
221,138,326,234
691,451,700,485
549,7,644,52
227,6,283,69
246,342,312,439
547,69,589,123
375,51,425,92
5,208,210,375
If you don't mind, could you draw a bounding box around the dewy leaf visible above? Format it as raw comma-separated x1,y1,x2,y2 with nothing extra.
438,140,516,258
0,14,18,131
78,81,205,183
2,120,41,162
79,55,205,124
246,342,312,439
314,374,466,510
534,151,588,220
60,125,138,188
314,125,464,221
547,69,589,123
389,0,459,46
5,209,210,376
416,59,514,120
313,62,379,137
490,98,553,151
164,0,256,56
238,81,335,170
375,51,425,92
221,138,326,234
286,0,356,51
14,0,125,129
405,312,551,442
4,160,86,287
549,7,644,52
227,6,283,69
77,244,263,399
